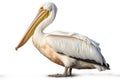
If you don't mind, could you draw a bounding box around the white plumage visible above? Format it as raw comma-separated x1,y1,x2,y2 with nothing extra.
43,31,104,65
16,2,110,77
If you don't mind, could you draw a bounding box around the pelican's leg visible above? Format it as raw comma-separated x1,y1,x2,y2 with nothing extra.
68,68,72,76
48,67,72,77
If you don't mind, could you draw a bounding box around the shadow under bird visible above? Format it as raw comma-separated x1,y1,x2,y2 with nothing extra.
15,2,110,77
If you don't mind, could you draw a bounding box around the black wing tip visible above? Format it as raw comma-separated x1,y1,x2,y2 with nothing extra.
106,63,110,70
103,63,110,70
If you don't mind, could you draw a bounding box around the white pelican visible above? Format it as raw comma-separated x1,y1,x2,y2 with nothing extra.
15,2,110,77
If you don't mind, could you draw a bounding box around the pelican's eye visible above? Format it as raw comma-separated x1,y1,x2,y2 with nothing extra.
39,6,44,12
40,6,44,10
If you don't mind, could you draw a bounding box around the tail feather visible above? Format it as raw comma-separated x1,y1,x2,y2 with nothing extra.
105,63,110,70
94,62,110,71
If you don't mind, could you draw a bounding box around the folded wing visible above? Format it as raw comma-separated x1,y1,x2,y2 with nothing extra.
45,31,106,65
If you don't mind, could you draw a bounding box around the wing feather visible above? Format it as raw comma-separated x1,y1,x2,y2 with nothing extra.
45,32,105,65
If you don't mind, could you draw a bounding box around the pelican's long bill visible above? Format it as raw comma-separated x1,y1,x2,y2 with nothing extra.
15,8,50,50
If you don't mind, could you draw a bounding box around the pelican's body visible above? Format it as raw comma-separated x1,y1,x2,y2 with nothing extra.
16,2,110,77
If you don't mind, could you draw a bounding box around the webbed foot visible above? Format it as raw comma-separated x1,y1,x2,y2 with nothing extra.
48,67,72,77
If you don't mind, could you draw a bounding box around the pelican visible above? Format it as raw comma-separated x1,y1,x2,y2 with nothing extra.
15,2,110,77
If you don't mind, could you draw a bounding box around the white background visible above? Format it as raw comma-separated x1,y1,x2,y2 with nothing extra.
0,0,120,80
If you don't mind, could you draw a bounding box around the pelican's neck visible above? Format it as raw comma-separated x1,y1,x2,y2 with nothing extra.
33,6,57,38
34,18,51,35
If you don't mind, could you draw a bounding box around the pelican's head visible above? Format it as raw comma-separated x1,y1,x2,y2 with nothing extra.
15,2,57,50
